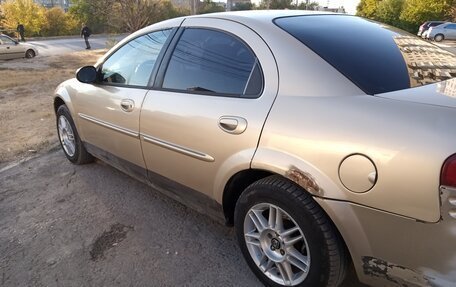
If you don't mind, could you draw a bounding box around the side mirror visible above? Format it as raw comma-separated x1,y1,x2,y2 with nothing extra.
76,66,98,84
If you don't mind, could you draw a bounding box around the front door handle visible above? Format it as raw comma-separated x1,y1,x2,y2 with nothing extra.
218,116,247,135
120,99,134,112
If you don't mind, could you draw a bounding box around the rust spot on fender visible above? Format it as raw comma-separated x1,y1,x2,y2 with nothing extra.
362,256,432,287
285,167,322,195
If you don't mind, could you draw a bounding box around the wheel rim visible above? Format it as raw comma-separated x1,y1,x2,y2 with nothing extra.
58,115,76,157
244,203,310,286
26,50,34,58
435,35,443,41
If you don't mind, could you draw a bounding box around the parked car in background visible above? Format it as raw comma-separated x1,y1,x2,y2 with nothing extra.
427,22,456,41
54,11,456,287
417,21,445,37
0,34,37,60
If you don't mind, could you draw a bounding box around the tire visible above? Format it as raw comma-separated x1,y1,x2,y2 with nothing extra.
234,175,347,287
434,34,444,42
56,105,94,164
25,49,35,58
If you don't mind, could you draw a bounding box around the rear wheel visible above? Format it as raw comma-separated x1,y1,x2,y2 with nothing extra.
56,105,94,164
434,34,444,42
235,176,347,287
25,49,35,58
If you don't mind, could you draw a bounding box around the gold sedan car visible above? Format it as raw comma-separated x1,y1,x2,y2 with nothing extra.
0,34,37,59
53,11,456,287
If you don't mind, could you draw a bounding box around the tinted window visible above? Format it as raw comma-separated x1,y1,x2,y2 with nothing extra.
101,29,171,87
162,28,262,97
275,15,456,95
446,24,456,29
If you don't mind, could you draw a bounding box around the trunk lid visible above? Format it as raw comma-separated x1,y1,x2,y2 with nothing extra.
374,78,456,109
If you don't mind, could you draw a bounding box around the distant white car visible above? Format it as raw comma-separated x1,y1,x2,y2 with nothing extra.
0,34,38,60
428,22,456,42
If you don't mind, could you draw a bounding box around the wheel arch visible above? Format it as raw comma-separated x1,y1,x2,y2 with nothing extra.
53,84,76,116
53,84,82,140
222,168,274,226
25,48,35,58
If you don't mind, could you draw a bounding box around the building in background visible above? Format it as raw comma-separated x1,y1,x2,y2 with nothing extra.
318,6,346,13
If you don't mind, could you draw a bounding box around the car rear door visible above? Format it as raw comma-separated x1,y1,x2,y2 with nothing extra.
73,28,177,175
0,36,22,59
139,17,279,199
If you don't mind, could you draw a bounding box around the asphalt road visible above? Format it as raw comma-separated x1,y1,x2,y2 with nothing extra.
28,34,128,56
0,148,365,287
435,40,456,54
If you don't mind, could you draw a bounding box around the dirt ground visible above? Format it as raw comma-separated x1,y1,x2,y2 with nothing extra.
0,50,105,164
0,51,365,286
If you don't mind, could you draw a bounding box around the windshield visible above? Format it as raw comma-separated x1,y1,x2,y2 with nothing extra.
274,15,456,95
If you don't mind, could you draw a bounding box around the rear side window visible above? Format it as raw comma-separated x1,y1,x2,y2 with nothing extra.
275,15,456,95
446,24,456,29
162,28,263,98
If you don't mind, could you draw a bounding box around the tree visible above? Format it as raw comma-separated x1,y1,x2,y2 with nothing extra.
297,1,319,10
259,0,293,9
356,0,381,19
69,0,120,33
198,0,225,14
400,0,454,32
70,0,189,34
376,0,405,28
231,2,254,11
0,0,46,36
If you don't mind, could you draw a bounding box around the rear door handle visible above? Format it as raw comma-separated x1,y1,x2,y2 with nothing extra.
120,99,134,112
218,116,247,135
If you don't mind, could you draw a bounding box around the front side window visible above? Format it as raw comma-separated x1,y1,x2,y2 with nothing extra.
162,28,262,97
101,29,171,87
0,36,15,45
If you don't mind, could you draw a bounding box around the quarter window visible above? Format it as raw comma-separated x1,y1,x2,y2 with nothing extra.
101,29,171,87
162,28,262,97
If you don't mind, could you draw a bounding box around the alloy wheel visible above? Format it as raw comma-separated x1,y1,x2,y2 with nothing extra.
243,203,310,286
58,115,76,157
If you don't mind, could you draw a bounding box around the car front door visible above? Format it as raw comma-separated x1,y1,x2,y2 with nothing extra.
73,28,176,175
140,18,279,199
0,36,22,60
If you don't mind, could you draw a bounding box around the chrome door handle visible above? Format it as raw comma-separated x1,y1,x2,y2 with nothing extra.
120,99,134,112
218,116,247,135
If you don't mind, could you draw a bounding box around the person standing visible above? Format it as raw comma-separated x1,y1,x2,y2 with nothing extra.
16,23,25,42
80,24,92,50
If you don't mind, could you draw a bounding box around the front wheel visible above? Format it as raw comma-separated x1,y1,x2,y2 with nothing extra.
235,176,347,287
25,49,35,58
56,105,94,164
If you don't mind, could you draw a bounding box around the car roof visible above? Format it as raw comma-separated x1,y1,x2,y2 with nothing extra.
136,10,336,35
